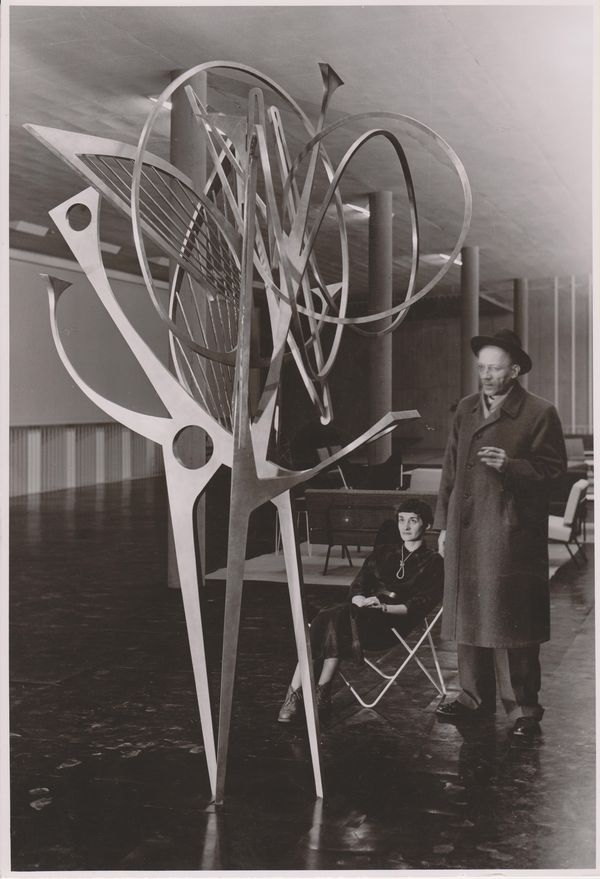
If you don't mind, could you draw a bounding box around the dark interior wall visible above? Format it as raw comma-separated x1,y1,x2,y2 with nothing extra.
280,324,372,455
392,317,460,452
280,283,593,462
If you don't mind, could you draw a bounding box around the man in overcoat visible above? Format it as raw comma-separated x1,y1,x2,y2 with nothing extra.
434,329,567,738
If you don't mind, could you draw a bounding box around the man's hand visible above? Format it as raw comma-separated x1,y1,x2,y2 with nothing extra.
438,530,446,558
477,446,508,472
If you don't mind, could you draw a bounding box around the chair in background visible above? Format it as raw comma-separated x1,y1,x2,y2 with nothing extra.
323,505,356,574
548,478,588,565
338,607,447,708
406,468,442,493
565,437,586,472
317,446,350,488
275,491,312,557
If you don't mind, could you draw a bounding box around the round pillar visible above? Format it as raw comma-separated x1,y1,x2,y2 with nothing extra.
460,246,479,397
367,191,393,466
513,278,529,388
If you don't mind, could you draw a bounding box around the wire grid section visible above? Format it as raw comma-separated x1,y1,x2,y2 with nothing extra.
82,152,240,429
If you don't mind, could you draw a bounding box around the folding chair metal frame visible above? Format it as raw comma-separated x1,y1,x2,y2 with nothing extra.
548,477,589,568
338,606,447,709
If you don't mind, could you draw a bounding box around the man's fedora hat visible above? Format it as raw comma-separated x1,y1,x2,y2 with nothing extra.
470,328,532,375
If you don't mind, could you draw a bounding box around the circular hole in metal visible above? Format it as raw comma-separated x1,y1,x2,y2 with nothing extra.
66,203,92,231
172,425,212,469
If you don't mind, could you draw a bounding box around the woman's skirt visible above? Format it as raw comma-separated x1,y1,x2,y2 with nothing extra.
309,603,413,664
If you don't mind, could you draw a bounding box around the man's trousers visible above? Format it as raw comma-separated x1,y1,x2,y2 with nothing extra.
455,643,544,721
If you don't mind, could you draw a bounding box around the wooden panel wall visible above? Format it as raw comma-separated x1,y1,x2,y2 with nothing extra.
527,276,592,434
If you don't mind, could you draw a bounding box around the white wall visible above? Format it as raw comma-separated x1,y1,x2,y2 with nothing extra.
10,253,170,426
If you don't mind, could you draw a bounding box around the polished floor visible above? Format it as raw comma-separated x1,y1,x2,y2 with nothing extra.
10,477,595,871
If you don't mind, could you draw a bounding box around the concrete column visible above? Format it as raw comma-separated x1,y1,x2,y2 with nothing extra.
168,70,208,589
513,278,529,388
367,191,393,466
460,246,479,397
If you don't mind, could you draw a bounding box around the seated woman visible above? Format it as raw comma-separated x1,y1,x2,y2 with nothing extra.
277,499,444,723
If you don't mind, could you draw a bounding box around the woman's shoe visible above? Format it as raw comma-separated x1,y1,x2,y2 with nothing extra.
277,685,302,723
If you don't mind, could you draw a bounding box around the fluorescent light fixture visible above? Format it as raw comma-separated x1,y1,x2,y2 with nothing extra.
100,240,121,255
9,220,48,237
346,203,370,217
148,256,169,268
396,252,461,269
149,95,173,111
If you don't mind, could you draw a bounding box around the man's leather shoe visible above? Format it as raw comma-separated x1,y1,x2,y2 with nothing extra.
511,717,541,739
435,699,494,720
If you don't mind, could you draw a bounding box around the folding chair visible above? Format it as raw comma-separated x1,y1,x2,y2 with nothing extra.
338,606,447,709
548,478,589,566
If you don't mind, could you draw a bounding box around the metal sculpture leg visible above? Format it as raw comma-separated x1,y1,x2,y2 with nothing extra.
164,459,219,798
274,491,323,798
215,497,251,804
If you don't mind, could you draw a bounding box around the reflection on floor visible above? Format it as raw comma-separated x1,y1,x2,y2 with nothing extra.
10,478,595,871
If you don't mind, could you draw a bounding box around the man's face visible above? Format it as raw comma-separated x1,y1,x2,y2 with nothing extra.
477,346,520,396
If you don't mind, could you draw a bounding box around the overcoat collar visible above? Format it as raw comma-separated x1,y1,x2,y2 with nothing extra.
469,381,526,432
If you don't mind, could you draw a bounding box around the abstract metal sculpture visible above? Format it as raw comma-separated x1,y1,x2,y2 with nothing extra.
26,61,471,804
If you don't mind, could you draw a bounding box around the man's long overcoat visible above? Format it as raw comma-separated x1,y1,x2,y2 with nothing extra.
433,382,566,647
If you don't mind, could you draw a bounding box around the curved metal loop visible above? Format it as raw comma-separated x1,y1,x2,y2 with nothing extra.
281,108,472,322
131,62,321,355
132,61,349,420
287,128,420,355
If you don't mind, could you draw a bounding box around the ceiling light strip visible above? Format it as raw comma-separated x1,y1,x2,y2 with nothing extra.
9,220,49,237
9,248,169,290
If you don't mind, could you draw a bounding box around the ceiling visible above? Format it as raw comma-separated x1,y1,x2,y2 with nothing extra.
9,4,594,302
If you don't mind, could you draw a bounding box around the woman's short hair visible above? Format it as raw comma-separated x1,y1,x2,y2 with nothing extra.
395,498,434,529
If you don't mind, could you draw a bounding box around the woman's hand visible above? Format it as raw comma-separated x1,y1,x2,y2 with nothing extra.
351,595,381,609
